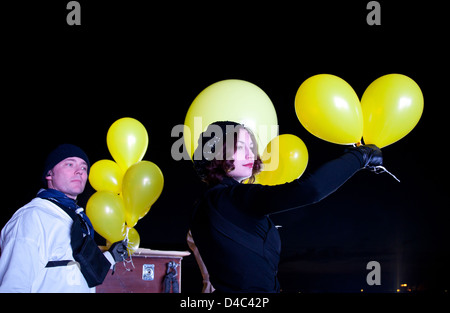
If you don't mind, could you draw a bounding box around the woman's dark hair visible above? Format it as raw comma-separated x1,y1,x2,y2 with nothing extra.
193,122,263,185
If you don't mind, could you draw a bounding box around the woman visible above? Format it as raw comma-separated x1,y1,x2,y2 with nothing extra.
190,121,382,293
0,144,128,292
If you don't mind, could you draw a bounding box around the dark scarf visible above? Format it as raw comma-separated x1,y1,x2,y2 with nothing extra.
37,188,95,239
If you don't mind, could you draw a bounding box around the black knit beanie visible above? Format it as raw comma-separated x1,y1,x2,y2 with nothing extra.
42,144,90,185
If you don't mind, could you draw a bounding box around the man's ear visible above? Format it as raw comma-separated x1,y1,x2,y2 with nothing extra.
46,170,53,188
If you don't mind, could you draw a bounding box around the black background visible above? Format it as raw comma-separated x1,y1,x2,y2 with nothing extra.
1,1,448,293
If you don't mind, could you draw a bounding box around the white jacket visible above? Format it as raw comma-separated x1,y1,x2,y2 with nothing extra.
0,198,101,292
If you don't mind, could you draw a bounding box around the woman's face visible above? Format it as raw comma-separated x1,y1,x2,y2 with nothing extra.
228,128,255,182
46,157,88,199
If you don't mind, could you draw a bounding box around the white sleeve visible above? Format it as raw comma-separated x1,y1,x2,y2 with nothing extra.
103,251,115,269
0,213,43,292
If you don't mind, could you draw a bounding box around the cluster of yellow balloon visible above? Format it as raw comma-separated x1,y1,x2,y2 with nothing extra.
295,74,424,148
86,118,164,255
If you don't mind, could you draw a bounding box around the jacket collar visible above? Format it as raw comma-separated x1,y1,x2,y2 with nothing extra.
219,176,240,186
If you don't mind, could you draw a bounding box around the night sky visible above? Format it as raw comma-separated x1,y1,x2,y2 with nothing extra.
2,1,448,293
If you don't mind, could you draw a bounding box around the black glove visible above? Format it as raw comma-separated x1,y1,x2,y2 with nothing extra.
348,144,383,170
108,240,129,263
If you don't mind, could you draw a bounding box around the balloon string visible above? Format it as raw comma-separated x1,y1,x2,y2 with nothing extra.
371,165,401,183
122,227,135,272
122,256,135,272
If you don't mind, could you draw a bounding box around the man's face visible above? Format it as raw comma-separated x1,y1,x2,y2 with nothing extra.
46,157,88,199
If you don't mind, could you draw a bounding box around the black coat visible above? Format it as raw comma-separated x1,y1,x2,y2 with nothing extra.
190,152,365,293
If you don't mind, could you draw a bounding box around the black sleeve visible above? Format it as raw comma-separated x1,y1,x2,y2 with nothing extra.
231,151,364,217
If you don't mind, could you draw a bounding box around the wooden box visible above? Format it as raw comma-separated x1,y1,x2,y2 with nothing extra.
96,248,190,293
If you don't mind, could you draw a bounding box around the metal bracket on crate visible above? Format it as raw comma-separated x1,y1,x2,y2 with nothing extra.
142,264,155,281
163,261,180,293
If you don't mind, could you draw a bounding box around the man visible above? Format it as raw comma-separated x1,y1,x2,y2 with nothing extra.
0,144,128,292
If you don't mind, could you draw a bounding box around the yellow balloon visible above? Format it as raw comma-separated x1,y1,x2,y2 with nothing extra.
89,159,123,194
125,227,140,256
86,191,126,243
255,134,308,185
184,79,278,159
295,74,363,145
122,161,164,227
361,74,424,148
107,118,149,172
